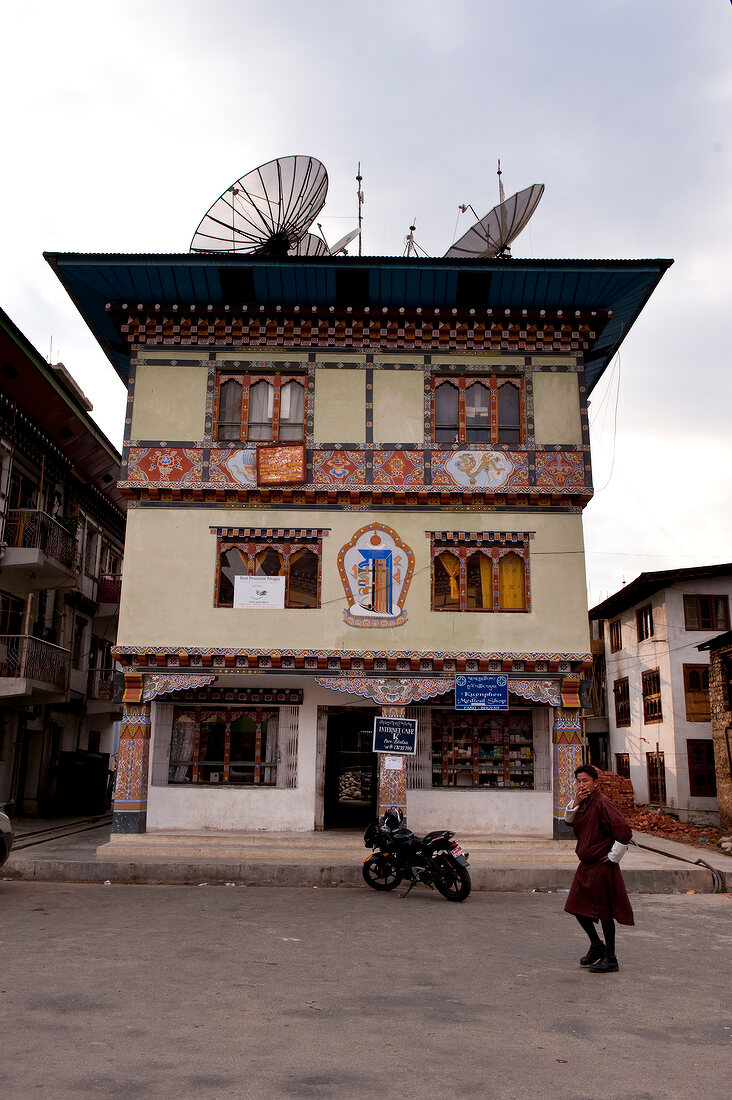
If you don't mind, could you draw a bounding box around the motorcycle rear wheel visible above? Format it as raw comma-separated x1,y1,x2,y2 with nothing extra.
434,862,471,902
362,854,403,891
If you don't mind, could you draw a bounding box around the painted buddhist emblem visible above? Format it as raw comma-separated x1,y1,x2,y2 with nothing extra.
223,448,257,487
338,523,414,628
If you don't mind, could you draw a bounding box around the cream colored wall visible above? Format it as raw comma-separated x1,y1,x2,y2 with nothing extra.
118,506,590,655
532,373,583,445
372,371,424,444
130,359,208,441
313,369,365,444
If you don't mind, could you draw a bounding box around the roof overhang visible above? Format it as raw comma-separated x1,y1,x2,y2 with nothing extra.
589,563,732,621
44,252,672,392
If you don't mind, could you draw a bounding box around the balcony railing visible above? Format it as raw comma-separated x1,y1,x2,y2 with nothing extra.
97,573,123,604
86,667,117,700
0,634,71,691
4,509,78,570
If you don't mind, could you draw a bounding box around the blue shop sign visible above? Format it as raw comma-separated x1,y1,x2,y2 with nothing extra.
455,674,509,711
373,716,418,755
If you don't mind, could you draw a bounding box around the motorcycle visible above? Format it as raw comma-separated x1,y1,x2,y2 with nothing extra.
362,807,471,902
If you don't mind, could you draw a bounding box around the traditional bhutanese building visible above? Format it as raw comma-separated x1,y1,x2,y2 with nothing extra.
46,251,670,840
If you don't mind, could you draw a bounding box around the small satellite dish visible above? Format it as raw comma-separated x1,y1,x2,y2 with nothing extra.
329,227,361,256
289,233,329,257
445,183,544,259
190,155,328,256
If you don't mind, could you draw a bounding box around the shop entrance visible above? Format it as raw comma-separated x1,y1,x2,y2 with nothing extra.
324,707,378,829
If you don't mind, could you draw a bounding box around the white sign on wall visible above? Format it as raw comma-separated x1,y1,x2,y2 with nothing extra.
233,575,286,609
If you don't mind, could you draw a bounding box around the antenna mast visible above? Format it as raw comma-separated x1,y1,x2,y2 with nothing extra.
356,163,364,256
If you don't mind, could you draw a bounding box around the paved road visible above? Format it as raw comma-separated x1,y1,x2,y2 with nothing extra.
0,881,729,1099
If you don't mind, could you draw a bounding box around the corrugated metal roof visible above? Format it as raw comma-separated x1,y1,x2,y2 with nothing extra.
44,252,672,389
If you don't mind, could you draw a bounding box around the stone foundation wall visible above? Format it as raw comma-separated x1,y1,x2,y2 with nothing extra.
708,643,732,831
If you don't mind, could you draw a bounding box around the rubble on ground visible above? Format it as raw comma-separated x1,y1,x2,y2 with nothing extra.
595,769,725,850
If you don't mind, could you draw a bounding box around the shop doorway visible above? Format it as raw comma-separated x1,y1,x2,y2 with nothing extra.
324,707,377,829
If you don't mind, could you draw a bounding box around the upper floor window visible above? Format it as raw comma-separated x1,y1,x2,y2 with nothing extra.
683,664,710,722
430,533,531,612
683,594,730,632
642,668,662,723
214,530,322,608
613,677,630,727
609,620,622,652
215,373,305,443
432,377,524,445
636,604,654,641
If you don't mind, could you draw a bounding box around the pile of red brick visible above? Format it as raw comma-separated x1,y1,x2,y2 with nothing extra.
596,768,723,847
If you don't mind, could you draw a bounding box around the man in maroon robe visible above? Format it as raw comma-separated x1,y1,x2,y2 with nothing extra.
564,764,634,973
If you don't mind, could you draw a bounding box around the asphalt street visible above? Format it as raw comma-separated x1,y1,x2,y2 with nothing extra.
0,882,729,1100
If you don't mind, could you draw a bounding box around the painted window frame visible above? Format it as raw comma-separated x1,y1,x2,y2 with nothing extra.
613,676,630,727
636,603,654,641
431,709,535,789
215,534,322,609
686,739,717,797
609,619,622,652
431,376,525,445
214,372,306,443
168,706,278,786
683,594,730,632
615,752,630,779
682,664,711,722
642,667,662,724
429,534,531,613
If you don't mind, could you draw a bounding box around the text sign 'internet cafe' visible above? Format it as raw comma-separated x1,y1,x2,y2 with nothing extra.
373,717,418,755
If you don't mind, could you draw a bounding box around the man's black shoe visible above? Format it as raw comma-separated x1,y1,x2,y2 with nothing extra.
580,944,605,966
589,955,619,973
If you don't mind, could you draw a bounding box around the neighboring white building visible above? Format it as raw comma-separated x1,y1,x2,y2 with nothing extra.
589,565,732,826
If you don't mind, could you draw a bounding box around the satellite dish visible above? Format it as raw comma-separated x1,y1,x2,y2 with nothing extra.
289,233,329,257
329,227,361,256
444,183,544,259
190,155,328,256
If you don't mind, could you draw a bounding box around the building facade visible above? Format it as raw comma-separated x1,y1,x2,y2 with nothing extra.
0,308,125,817
47,253,670,839
589,565,732,826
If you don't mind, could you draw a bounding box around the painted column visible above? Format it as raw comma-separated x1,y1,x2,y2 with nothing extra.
112,674,151,834
552,707,583,839
377,705,407,819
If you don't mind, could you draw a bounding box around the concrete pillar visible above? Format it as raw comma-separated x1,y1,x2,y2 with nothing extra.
552,707,582,839
377,705,407,820
112,692,151,834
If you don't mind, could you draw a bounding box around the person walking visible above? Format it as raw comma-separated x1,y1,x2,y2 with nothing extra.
564,764,634,973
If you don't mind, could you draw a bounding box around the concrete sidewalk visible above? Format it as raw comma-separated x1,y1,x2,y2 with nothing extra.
3,819,730,892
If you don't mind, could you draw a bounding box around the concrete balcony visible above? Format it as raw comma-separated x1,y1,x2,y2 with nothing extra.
0,509,78,595
0,634,71,700
86,667,122,715
95,573,122,621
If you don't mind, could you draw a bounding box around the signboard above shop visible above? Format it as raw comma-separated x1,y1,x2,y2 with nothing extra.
373,716,417,755
455,674,509,711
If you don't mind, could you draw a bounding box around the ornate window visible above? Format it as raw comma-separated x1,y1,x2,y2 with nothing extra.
431,710,535,788
215,373,305,442
636,603,654,641
213,528,323,608
168,707,279,786
683,664,710,722
642,668,662,723
613,677,630,727
432,376,524,445
430,532,531,612
615,753,630,779
686,739,716,797
609,620,622,652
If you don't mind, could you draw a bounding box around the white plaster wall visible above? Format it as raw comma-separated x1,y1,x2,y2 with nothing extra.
406,790,553,838
605,578,731,818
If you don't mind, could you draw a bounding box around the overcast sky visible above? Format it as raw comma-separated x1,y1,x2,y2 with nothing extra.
1,0,730,602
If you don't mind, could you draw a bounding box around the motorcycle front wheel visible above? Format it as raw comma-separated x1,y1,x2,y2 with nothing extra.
362,853,403,891
434,861,471,902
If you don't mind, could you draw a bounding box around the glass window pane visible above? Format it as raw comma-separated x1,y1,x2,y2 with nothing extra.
497,381,521,442
288,549,319,607
218,379,242,440
219,547,248,606
279,380,304,440
465,383,491,442
434,383,459,441
255,547,283,576
229,715,257,785
248,380,273,440
434,552,460,609
466,552,491,609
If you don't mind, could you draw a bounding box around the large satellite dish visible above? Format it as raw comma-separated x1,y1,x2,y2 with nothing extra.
190,155,328,256
445,183,544,259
